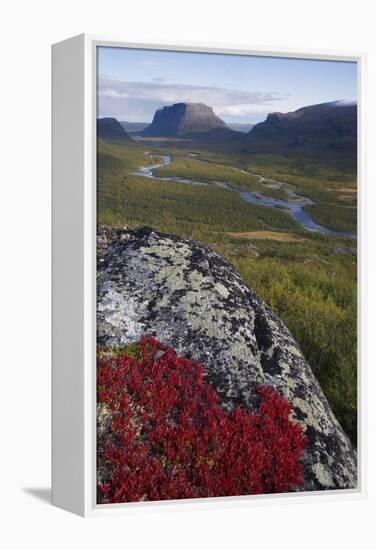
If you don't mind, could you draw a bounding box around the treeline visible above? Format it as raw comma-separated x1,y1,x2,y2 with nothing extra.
98,174,302,234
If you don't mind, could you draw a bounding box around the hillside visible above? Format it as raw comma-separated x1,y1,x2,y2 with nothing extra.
97,117,133,142
246,101,357,155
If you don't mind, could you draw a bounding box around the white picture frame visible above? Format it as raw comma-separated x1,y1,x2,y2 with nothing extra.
52,34,366,517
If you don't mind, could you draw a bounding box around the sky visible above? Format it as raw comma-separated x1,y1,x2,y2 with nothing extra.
97,46,357,124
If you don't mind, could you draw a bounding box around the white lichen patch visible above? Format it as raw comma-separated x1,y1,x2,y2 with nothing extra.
312,462,334,487
292,397,322,432
154,264,188,291
97,286,145,345
288,344,304,357
189,270,208,291
140,240,191,259
214,282,230,298
274,360,295,399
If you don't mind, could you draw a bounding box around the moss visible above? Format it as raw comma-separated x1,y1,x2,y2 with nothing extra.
122,342,142,360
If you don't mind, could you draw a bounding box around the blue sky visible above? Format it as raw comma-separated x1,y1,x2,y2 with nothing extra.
97,46,357,124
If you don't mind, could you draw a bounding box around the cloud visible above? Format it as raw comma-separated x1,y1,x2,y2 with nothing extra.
215,103,275,117
97,77,288,122
333,99,357,106
100,87,129,99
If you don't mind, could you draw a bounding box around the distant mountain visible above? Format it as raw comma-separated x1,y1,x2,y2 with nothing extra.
99,101,357,161
97,118,133,141
119,121,149,134
141,103,228,137
227,122,254,133
247,101,357,153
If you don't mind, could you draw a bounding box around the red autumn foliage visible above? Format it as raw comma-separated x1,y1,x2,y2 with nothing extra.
97,336,306,503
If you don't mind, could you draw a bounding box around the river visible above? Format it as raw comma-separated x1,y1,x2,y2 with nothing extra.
133,154,355,238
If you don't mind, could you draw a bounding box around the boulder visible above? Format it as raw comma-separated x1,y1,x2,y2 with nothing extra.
97,225,357,491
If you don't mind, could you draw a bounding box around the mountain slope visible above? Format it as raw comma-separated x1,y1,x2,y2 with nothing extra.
246,101,357,154
97,118,133,142
119,121,149,134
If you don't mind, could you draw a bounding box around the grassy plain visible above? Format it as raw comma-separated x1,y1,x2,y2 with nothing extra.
97,138,358,445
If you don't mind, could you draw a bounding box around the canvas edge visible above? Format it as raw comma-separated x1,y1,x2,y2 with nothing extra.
52,33,367,517
52,33,86,516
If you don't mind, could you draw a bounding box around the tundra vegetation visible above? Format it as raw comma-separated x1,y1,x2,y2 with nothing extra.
97,337,306,503
97,137,357,446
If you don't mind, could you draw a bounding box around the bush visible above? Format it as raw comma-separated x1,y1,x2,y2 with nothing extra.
97,336,306,503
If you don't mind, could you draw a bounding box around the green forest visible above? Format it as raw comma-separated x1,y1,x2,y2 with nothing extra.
97,138,357,445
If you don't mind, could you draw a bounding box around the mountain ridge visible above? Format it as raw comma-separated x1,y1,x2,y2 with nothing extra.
247,100,357,153
98,100,357,160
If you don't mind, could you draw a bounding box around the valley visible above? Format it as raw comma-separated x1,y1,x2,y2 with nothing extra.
133,152,355,237
97,131,357,445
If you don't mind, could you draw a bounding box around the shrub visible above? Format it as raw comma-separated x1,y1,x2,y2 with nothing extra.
97,336,306,503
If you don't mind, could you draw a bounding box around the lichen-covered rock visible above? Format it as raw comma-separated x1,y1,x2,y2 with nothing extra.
97,225,357,491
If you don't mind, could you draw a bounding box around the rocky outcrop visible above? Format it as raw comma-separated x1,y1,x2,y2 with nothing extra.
141,102,228,137
97,225,357,492
97,117,133,142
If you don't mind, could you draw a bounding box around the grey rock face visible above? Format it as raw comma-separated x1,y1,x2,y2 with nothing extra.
141,102,228,137
97,225,357,492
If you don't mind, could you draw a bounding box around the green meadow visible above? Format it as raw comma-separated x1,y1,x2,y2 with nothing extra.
97,139,357,445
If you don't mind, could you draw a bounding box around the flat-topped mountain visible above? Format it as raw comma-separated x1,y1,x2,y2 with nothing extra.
97,117,133,142
247,101,357,153
97,100,357,161
141,102,228,137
